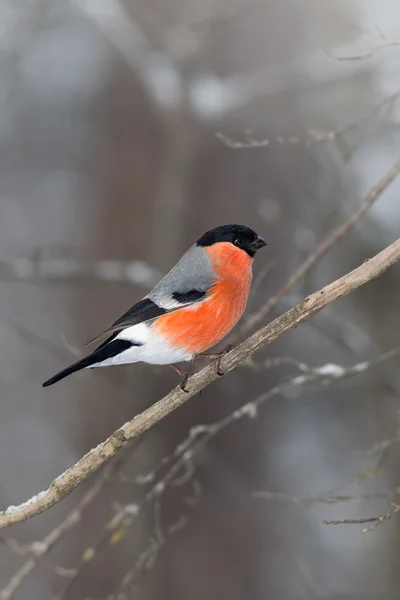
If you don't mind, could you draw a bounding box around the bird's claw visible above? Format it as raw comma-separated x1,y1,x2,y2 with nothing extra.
215,344,235,376
180,374,203,396
170,364,191,392
180,373,190,393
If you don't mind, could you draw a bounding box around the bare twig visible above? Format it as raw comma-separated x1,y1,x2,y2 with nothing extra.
216,131,272,149
253,491,389,504
325,42,400,61
323,504,400,533
217,92,400,150
242,159,400,334
0,237,399,529
325,26,400,62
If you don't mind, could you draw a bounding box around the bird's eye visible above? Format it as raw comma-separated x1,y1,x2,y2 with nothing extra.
234,238,244,248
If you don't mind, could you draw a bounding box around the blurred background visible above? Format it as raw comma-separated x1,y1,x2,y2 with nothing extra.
0,0,400,598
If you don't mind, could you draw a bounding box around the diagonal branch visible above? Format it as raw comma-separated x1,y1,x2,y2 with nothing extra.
242,159,400,334
0,236,399,529
0,461,119,600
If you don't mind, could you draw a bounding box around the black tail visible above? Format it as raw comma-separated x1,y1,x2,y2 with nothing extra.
42,355,95,387
42,339,137,387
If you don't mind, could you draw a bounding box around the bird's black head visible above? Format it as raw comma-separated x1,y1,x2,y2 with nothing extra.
196,225,266,257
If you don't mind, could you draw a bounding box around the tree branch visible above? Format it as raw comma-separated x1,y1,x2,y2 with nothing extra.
242,159,400,333
1,238,400,529
52,345,400,599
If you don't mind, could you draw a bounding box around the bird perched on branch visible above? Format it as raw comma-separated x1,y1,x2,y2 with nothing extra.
43,225,266,388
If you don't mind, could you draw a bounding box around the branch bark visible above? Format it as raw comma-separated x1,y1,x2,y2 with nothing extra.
1,238,400,529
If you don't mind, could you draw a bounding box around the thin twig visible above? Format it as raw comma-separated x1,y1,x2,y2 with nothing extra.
216,131,271,149
325,42,400,61
0,237,400,529
253,491,389,504
216,92,400,150
323,504,400,533
241,159,400,334
325,26,400,63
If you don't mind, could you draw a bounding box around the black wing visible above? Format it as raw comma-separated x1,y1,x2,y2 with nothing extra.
112,298,167,329
86,298,167,346
87,291,206,347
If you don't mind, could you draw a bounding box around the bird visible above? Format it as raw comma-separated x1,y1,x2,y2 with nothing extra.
42,224,266,388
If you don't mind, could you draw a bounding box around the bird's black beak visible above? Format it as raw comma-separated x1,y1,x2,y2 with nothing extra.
249,235,266,252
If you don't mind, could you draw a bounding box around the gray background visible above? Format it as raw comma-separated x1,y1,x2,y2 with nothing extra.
0,1,400,599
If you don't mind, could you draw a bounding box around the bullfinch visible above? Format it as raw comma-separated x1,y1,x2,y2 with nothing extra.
42,224,266,387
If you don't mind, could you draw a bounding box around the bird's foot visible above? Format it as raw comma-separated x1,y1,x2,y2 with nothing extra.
196,344,236,376
215,344,235,376
170,364,190,392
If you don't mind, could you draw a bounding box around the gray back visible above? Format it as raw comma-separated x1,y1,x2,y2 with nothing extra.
148,245,215,306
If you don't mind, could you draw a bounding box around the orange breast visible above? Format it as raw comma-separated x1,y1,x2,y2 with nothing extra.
152,243,253,354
